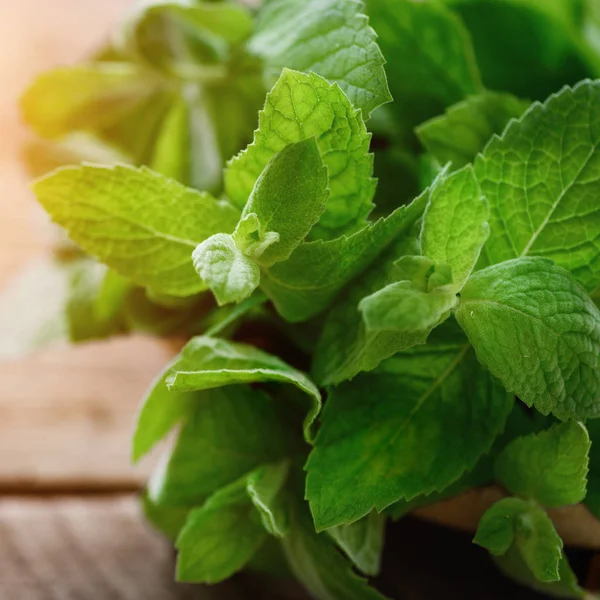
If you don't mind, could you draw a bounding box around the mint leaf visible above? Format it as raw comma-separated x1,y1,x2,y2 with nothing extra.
249,0,390,118
239,138,329,266
358,282,456,333
226,69,376,239
495,422,590,507
307,333,512,530
262,190,428,322
143,492,190,542
20,63,158,138
416,91,529,169
132,362,196,463
246,461,290,538
283,499,389,600
165,336,321,441
312,193,429,385
421,165,489,292
176,478,267,584
474,498,563,583
328,512,385,577
586,419,600,519
149,386,287,506
369,0,482,138
192,233,260,305
456,257,600,420
33,165,240,297
475,80,600,292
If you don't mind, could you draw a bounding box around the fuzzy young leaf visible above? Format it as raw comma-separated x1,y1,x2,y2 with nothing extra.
33,165,240,297
226,69,376,239
495,422,590,508
192,233,260,306
262,193,428,323
416,91,529,169
474,498,563,583
165,336,321,441
328,512,386,577
475,80,600,292
307,335,512,530
249,0,390,118
456,258,600,421
421,165,489,292
149,386,287,506
176,479,267,584
358,282,456,333
368,0,482,138
240,138,329,266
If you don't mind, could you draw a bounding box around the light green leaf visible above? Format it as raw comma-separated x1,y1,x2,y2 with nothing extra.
358,281,457,333
456,257,600,420
474,498,563,583
495,422,590,508
416,91,529,169
165,336,321,441
192,233,260,305
475,80,600,292
261,194,427,322
176,478,267,584
143,492,190,542
149,386,288,506
283,500,389,600
421,165,489,292
226,69,376,239
33,164,240,297
246,460,290,538
368,0,482,139
20,63,159,138
249,0,390,118
306,331,512,530
240,138,329,266
328,512,386,577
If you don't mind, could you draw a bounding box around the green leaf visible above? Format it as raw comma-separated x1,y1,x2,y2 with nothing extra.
475,80,600,292
33,165,240,297
20,63,159,138
455,257,600,420
312,193,430,385
192,233,261,305
494,545,585,599
358,282,456,333
176,478,267,584
474,498,563,583
421,165,489,292
246,461,291,538
446,0,595,101
261,187,427,323
283,500,389,600
240,138,329,266
368,0,482,139
249,0,391,118
328,512,386,577
495,422,590,507
142,492,190,541
416,91,530,169
306,332,512,530
149,386,288,505
585,419,600,519
225,69,376,239
165,336,321,441
132,362,197,463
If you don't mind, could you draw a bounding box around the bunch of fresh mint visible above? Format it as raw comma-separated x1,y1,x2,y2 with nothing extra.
9,0,600,597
